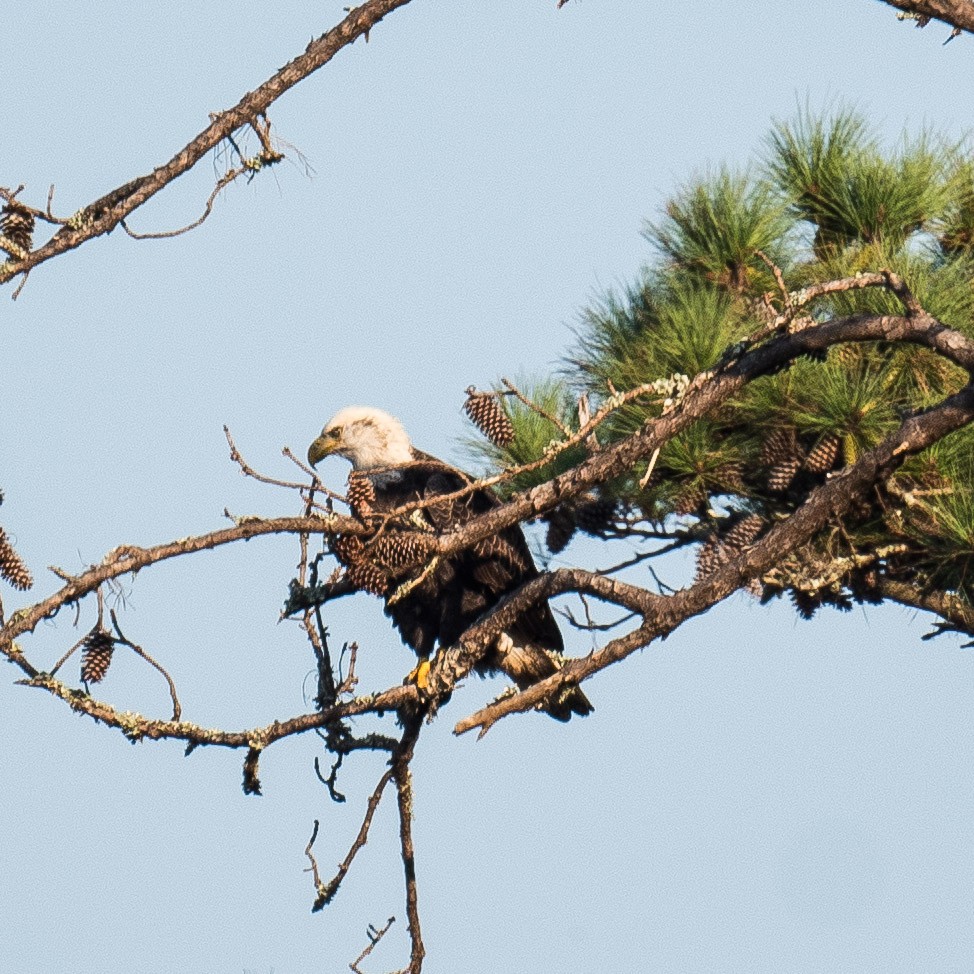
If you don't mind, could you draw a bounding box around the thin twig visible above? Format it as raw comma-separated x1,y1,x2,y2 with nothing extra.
500,377,572,437
110,610,182,721
349,915,396,974
313,768,395,911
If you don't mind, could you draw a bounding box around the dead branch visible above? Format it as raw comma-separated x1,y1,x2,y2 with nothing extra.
879,0,974,36
121,116,284,240
109,611,182,721
312,767,395,911
391,718,425,974
0,0,416,292
350,915,396,974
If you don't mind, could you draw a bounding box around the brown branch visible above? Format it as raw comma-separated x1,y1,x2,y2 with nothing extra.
110,610,182,721
877,0,974,35
431,311,974,565
391,718,425,974
350,915,396,974
121,116,284,240
311,767,396,911
14,666,418,751
448,379,974,735
0,0,415,290
0,513,354,663
880,577,974,641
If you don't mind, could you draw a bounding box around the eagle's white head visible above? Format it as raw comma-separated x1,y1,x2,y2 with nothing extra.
307,406,414,471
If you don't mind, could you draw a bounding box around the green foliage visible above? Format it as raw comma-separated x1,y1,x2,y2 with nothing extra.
470,107,974,611
645,167,790,293
767,109,958,255
464,378,586,497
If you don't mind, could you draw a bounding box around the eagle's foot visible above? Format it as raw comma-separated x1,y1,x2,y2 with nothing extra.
404,657,431,691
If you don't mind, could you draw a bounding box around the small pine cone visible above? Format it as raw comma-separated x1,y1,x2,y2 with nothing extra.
81,628,116,684
464,390,514,447
834,344,859,366
1,200,35,256
848,566,883,605
695,538,723,580
346,559,389,596
0,527,33,590
544,506,577,554
372,531,436,572
760,428,794,466
574,495,616,536
804,433,841,474
332,534,364,566
716,462,746,493
722,513,766,554
767,457,800,493
346,472,375,520
673,485,707,516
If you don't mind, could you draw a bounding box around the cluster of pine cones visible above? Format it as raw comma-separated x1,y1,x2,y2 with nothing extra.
760,428,843,494
332,527,437,597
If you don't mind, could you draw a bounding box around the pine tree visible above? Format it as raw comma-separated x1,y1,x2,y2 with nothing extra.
468,107,974,620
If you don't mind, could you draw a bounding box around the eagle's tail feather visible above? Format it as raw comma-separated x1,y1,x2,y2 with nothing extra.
494,632,594,722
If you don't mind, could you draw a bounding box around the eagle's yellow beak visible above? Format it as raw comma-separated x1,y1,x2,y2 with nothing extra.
307,430,340,467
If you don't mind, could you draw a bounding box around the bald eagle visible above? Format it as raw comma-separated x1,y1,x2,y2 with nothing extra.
308,406,593,722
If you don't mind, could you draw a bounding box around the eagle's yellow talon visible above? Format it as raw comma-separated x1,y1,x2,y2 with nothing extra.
405,658,431,690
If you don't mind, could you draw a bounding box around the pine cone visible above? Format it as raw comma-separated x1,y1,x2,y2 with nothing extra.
804,433,841,474
372,531,436,572
790,588,821,620
81,628,116,684
760,428,794,466
544,506,577,553
722,513,766,554
694,537,722,580
0,199,34,257
834,343,860,366
346,559,389,596
716,462,746,493
673,485,707,515
332,534,364,566
767,457,801,493
0,527,33,590
464,390,514,447
695,513,765,581
346,472,376,520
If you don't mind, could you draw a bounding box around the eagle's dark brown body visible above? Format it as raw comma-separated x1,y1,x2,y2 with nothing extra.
310,408,593,722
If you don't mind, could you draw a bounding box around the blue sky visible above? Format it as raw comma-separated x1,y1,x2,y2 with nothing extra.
3,2,974,972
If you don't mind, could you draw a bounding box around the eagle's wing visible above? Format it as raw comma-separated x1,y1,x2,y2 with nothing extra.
363,454,589,719
420,467,565,653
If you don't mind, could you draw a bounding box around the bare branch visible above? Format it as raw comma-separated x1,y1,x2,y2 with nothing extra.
877,0,974,36
0,0,416,291
391,718,425,974
350,915,396,974
312,768,396,911
110,610,182,721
